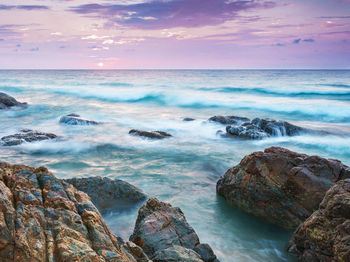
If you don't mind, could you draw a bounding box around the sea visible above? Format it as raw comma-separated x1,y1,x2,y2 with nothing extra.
1,69,350,262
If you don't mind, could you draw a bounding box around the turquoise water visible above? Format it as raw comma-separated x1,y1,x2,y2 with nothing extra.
1,70,350,261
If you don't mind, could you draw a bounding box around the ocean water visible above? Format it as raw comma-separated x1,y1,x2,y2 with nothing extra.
1,69,350,262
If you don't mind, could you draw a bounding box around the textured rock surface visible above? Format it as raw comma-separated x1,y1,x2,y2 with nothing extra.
209,115,250,125
226,118,305,139
59,113,100,125
1,129,58,146
130,198,218,262
0,92,27,109
129,130,172,139
216,147,350,230
64,176,146,212
288,179,350,262
0,162,138,262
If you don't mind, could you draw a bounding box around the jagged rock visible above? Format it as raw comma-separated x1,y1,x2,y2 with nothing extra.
64,176,146,212
122,241,151,262
183,118,195,122
59,113,100,125
129,130,172,139
153,245,204,262
130,198,218,262
1,129,58,146
208,115,250,125
288,179,350,262
0,92,27,109
193,244,219,262
216,147,350,230
226,117,305,139
0,162,139,262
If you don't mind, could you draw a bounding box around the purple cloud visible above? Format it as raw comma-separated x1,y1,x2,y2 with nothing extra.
0,5,49,11
293,38,301,44
70,0,276,29
303,38,315,42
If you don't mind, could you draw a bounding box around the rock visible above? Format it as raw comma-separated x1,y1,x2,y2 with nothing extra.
1,129,58,146
226,117,305,139
64,176,146,212
153,245,204,262
208,115,250,125
0,92,27,109
130,198,218,262
216,147,350,230
122,241,151,262
288,179,350,262
59,113,100,125
193,244,218,262
0,162,138,262
183,118,195,122
129,129,172,139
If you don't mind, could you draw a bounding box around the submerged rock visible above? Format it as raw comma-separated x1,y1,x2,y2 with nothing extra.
216,147,350,230
209,115,250,125
129,129,172,139
288,179,350,262
1,129,58,146
64,176,146,212
0,92,27,109
0,162,139,262
130,198,219,262
59,113,100,125
183,118,195,122
226,117,305,139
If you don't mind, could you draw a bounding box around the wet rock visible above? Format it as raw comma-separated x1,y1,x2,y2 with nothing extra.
193,244,219,262
122,241,151,262
129,129,172,139
153,245,204,262
1,129,58,146
216,147,350,230
226,118,305,139
0,92,27,109
0,162,138,262
288,179,350,262
183,118,195,122
64,176,146,212
59,113,100,125
209,115,250,125
130,198,218,262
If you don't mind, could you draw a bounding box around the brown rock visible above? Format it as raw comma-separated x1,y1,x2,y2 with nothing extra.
288,179,350,262
0,162,138,262
216,147,350,230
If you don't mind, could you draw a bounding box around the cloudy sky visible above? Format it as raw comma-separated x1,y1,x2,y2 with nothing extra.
0,0,349,69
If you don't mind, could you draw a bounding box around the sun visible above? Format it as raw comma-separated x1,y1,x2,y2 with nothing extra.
97,62,104,67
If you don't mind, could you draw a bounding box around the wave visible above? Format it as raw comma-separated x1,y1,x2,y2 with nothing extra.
317,83,350,88
198,86,350,98
99,82,133,87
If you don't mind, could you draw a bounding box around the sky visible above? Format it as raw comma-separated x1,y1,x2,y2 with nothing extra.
0,0,349,69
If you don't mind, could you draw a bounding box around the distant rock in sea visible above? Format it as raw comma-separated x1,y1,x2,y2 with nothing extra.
130,198,219,262
216,147,350,230
0,162,140,262
209,115,250,125
0,92,27,109
183,117,196,121
129,129,172,139
288,179,350,262
64,176,146,212
1,129,58,146
59,113,100,125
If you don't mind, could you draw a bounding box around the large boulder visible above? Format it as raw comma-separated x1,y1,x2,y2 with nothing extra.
226,118,305,139
0,162,140,262
0,92,27,109
288,179,350,262
64,176,146,212
216,147,350,230
1,129,58,146
129,130,172,139
130,198,219,262
59,113,100,125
